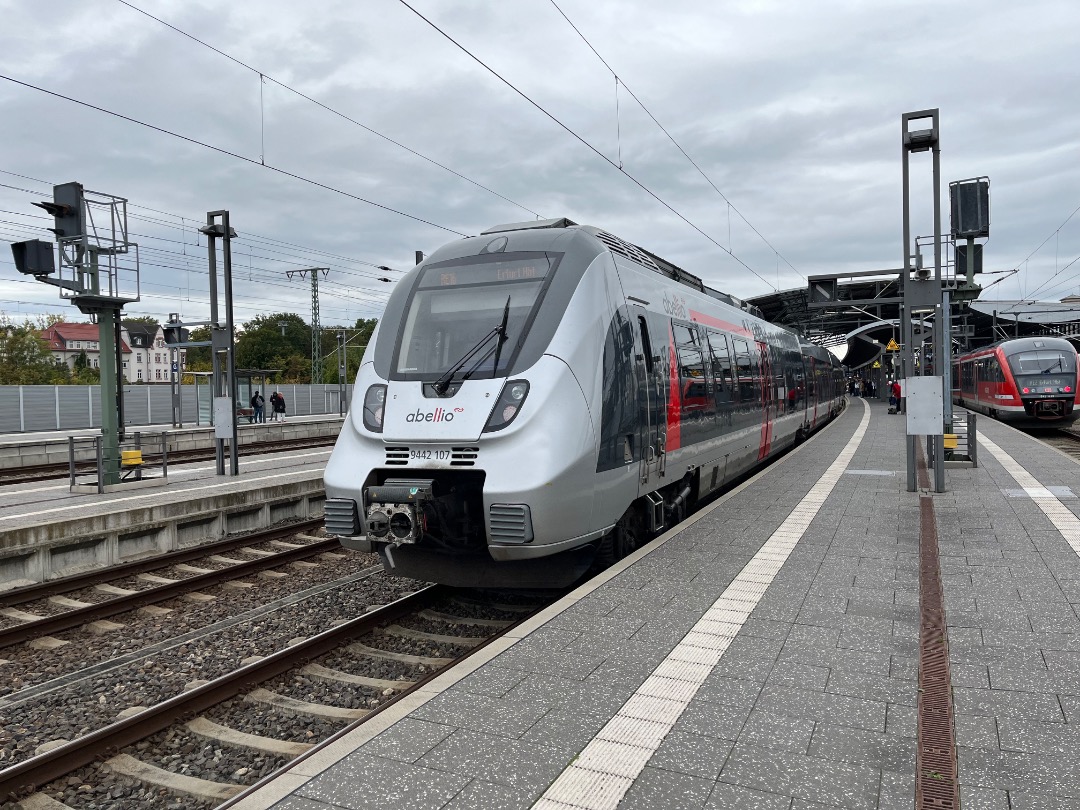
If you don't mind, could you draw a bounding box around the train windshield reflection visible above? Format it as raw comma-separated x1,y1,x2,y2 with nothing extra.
1008,350,1076,376
394,254,559,379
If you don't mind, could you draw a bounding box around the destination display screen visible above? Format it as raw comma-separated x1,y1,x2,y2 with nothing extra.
1017,376,1071,389
418,256,554,289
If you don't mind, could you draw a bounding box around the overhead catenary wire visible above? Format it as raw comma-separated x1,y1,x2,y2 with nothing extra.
395,0,780,291
0,73,469,240
114,0,544,221
546,0,802,283
1016,200,1080,302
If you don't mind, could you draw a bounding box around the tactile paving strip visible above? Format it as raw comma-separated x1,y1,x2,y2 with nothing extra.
532,400,872,810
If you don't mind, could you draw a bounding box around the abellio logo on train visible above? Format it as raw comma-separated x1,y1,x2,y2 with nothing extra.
406,407,465,423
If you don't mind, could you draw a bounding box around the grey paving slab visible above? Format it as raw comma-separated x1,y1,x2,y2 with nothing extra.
704,781,793,810
417,728,572,791
295,754,470,809
618,765,716,810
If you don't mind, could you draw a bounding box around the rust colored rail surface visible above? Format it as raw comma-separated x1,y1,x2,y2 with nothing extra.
916,487,959,808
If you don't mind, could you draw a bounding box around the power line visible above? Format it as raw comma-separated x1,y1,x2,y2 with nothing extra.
114,0,544,221
1016,200,1080,302
395,0,779,291
546,0,802,282
2,169,415,278
0,73,469,238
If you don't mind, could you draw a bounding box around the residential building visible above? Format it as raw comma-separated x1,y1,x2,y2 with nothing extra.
123,321,186,384
40,322,134,381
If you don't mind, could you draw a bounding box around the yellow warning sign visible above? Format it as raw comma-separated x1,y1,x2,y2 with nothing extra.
872,360,881,369
886,338,901,351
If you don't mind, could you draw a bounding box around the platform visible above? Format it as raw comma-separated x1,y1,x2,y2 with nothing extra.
222,397,1080,810
0,444,332,589
0,414,343,470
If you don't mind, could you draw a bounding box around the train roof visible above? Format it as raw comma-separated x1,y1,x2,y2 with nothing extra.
956,335,1079,358
481,218,766,321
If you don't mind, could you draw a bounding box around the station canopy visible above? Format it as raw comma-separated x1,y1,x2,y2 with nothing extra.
744,275,1080,371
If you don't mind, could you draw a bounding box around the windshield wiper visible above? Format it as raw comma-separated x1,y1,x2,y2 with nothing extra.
432,298,511,395
1040,358,1064,374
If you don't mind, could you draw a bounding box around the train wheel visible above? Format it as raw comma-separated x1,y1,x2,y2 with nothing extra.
595,506,645,568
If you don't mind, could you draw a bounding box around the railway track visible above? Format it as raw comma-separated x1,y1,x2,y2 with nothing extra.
0,584,548,809
0,520,337,651
1028,427,1080,462
0,436,337,487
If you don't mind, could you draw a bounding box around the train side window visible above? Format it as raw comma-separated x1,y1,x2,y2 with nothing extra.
707,331,734,403
673,324,707,417
637,316,653,374
732,338,758,403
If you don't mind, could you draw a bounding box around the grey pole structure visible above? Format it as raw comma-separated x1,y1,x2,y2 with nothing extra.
287,268,329,384
201,211,240,476
206,226,223,475
11,183,140,490
901,109,946,493
222,212,239,476
931,134,946,493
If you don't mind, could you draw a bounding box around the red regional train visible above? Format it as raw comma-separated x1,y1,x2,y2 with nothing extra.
951,337,1079,426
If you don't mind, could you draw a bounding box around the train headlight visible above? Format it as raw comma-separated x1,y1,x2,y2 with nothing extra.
362,384,387,433
484,379,530,433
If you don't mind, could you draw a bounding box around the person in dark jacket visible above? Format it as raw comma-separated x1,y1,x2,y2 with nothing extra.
251,391,265,423
271,391,287,422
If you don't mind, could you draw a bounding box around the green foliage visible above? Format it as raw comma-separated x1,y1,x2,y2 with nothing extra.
0,313,70,384
311,317,379,384
182,326,212,369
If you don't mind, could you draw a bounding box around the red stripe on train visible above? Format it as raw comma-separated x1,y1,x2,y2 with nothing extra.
688,309,753,337
666,324,681,451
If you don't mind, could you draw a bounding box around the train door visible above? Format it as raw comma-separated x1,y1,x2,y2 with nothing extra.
756,340,774,459
631,307,666,488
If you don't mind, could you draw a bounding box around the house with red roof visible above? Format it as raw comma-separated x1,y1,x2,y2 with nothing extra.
40,322,135,382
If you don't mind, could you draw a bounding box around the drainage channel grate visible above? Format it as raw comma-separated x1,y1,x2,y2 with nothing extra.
916,449,960,808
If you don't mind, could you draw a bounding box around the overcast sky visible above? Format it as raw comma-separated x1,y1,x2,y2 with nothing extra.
1,0,1078,331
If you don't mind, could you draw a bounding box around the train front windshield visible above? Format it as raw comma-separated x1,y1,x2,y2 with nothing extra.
394,253,560,380
1007,350,1077,390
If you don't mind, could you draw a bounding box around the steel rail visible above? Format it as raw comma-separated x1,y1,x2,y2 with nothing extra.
0,534,340,650
0,518,324,608
0,584,446,803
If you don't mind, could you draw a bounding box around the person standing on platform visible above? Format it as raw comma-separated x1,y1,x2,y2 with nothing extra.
273,391,287,423
268,391,280,422
251,391,265,423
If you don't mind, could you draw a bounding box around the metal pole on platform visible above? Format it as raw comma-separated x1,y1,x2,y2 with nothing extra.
901,118,917,493
206,229,224,476
932,138,945,494
222,212,239,477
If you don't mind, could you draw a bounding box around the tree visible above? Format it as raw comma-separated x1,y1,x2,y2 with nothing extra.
70,349,100,384
0,314,69,384
313,317,379,383
235,313,310,382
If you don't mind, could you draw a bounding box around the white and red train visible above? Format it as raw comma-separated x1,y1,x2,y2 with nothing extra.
951,336,1079,427
324,218,846,587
